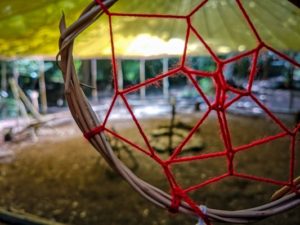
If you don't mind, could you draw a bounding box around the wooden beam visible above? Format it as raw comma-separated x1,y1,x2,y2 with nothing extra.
9,78,29,122
9,78,37,141
10,79,42,121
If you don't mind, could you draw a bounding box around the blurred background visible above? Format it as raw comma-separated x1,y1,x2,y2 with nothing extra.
0,0,300,225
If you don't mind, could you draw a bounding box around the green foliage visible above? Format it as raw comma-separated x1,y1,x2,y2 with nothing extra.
145,59,162,78
16,59,39,78
44,61,64,83
122,60,140,86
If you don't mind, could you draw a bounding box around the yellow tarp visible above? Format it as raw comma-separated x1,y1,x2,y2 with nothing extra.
0,0,299,58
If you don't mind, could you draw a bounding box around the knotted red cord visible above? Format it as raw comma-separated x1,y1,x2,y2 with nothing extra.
86,0,300,223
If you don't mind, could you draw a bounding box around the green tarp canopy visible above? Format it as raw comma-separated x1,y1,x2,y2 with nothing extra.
0,0,299,58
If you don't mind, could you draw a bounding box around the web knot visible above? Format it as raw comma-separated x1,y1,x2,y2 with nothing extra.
210,103,224,112
84,125,105,140
94,0,110,14
169,187,185,213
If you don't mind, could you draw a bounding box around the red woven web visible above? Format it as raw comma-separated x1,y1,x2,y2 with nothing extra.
85,1,300,224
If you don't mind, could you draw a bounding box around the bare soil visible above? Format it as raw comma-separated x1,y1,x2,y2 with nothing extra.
0,113,299,225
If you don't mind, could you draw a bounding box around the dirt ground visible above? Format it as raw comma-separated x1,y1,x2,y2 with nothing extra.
0,113,299,225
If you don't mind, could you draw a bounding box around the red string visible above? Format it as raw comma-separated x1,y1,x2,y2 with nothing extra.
84,125,104,139
169,187,185,213
94,0,109,14
110,12,186,19
86,0,300,223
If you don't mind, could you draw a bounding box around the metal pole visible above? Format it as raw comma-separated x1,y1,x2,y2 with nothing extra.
162,58,169,98
91,59,98,102
1,61,7,92
139,59,146,99
39,60,48,114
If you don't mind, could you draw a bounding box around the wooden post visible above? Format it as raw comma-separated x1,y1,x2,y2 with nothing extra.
162,58,169,98
91,59,98,102
9,78,29,122
82,60,90,86
39,60,48,114
13,60,19,82
117,59,124,90
139,59,146,99
1,61,7,92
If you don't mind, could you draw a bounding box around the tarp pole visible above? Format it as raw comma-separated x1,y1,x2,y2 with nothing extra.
139,59,146,99
1,61,7,92
162,58,169,98
91,59,98,102
39,60,48,114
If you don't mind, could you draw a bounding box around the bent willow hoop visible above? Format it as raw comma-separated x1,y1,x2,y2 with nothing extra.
57,0,300,224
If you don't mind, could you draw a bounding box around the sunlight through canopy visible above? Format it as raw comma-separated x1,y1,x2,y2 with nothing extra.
0,0,299,58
